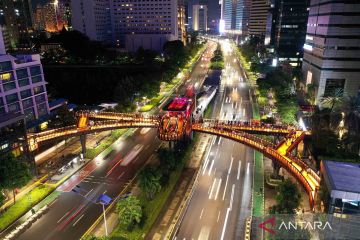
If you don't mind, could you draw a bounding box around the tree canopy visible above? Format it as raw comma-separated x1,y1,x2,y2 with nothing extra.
138,166,162,200
116,196,142,229
270,179,301,214
0,154,31,203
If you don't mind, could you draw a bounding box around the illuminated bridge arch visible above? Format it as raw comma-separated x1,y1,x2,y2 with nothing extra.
28,119,159,147
27,112,320,207
192,123,320,207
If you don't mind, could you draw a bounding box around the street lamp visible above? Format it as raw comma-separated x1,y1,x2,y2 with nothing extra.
97,194,112,236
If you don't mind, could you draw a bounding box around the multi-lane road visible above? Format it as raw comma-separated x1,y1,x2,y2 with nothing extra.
176,40,254,240
13,41,217,240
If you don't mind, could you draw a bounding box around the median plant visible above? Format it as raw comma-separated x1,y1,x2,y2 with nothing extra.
138,166,162,200
116,196,143,230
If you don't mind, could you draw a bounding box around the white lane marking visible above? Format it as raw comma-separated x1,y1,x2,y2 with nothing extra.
199,208,204,219
57,211,70,223
217,137,222,145
208,184,212,194
72,214,84,227
117,172,125,180
217,211,221,222
214,178,222,200
103,190,107,195
220,208,231,240
230,184,235,209
222,175,229,201
228,157,233,175
199,226,210,240
202,154,211,175
84,188,94,198
202,138,215,174
208,160,215,176
247,162,250,174
209,178,217,199
237,161,242,180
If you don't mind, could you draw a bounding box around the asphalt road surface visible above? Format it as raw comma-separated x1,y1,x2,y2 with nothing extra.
175,39,254,240
15,42,217,240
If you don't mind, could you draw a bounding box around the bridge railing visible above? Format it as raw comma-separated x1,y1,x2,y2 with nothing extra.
192,125,318,206
192,124,276,149
198,119,296,133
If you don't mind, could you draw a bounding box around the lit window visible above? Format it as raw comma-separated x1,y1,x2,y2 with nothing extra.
0,73,11,81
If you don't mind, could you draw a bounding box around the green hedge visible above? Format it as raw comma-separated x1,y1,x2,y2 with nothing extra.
85,129,127,159
0,185,54,231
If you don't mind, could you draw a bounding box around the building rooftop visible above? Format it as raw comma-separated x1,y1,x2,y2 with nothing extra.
322,160,360,194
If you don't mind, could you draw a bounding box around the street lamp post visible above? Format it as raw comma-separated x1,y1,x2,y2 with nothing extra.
97,194,112,236
102,203,108,236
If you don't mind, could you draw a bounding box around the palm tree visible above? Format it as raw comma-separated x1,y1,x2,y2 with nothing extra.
320,88,345,112
116,196,142,228
138,166,162,199
342,96,360,155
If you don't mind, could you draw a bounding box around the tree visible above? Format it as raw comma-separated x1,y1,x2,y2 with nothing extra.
157,147,178,171
277,94,298,124
0,154,31,204
116,196,142,229
48,105,76,128
320,88,345,112
0,189,5,206
270,179,301,214
138,166,162,199
163,40,187,66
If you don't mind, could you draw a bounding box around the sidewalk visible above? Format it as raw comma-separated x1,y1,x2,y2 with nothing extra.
0,131,110,211
263,156,311,213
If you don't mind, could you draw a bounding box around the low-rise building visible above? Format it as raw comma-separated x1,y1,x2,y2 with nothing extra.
321,160,360,215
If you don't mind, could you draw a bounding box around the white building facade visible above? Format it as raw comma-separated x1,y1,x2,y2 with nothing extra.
71,0,179,52
71,0,113,44
302,0,360,104
0,42,50,122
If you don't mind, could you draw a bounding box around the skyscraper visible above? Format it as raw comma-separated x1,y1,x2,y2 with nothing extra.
71,0,179,51
302,0,360,105
248,0,269,36
266,0,310,67
220,0,250,34
0,0,33,50
71,0,112,44
33,5,46,31
192,5,208,31
111,0,179,51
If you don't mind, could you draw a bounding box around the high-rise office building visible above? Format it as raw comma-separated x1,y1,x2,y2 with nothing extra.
192,5,208,31
71,0,112,44
265,0,310,67
178,3,187,43
111,0,179,51
0,0,33,50
248,0,269,36
220,0,249,34
302,0,360,105
33,5,46,31
72,0,179,51
34,1,70,33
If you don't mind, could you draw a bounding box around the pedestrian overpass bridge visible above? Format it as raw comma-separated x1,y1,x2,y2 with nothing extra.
27,111,320,207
